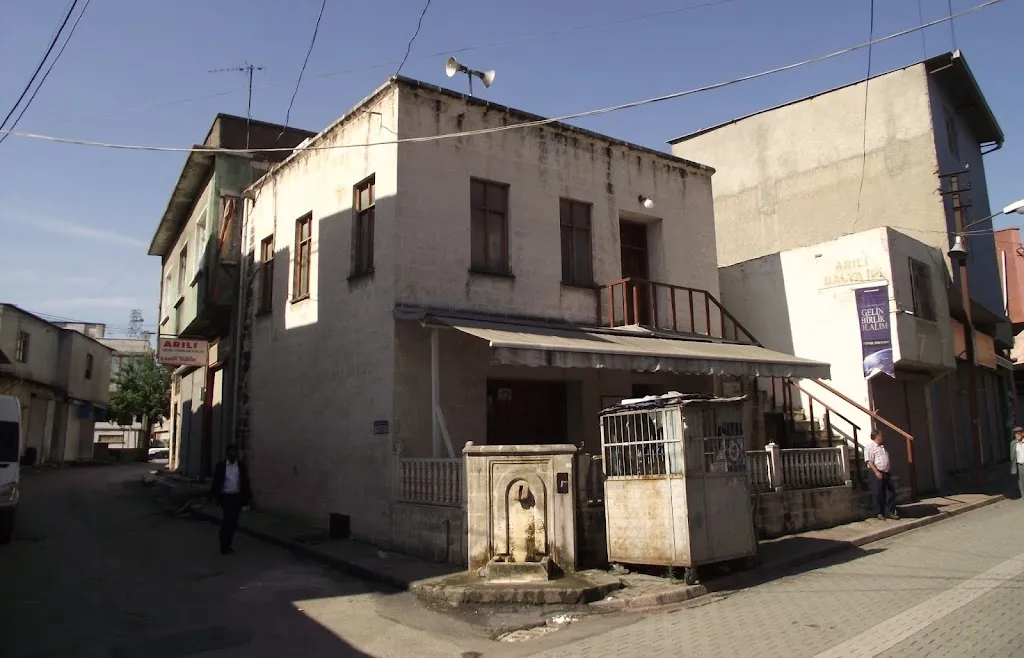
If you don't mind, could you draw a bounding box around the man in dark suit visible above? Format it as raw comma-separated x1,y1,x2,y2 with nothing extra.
210,444,252,555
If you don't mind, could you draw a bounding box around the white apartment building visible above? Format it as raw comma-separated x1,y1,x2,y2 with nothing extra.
238,76,827,558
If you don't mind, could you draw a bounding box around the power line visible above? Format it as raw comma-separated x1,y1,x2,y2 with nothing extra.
916,0,928,58
280,0,328,137
0,0,1003,157
850,0,876,232
47,0,740,127
0,0,91,148
0,0,80,133
947,0,959,49
395,0,434,76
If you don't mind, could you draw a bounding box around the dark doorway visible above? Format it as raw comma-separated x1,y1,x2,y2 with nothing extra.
620,220,651,326
487,380,568,445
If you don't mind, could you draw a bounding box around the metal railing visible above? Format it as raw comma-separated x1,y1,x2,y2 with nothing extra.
397,458,464,507
780,447,849,489
747,449,773,493
597,277,759,344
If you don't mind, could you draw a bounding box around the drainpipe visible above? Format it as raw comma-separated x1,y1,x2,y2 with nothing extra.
431,328,440,458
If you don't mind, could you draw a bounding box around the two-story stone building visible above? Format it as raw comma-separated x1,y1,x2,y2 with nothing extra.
237,76,827,559
0,305,113,464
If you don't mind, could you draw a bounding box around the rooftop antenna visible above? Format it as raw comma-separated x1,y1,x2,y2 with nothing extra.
208,63,265,150
445,56,495,97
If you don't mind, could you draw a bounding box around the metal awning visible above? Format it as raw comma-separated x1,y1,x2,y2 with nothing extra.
430,315,830,379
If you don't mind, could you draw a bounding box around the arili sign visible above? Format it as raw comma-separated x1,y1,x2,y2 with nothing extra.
157,337,209,366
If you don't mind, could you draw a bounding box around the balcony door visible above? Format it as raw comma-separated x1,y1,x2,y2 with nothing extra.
620,220,650,326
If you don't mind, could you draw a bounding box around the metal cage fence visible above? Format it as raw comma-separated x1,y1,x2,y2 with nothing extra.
601,401,746,478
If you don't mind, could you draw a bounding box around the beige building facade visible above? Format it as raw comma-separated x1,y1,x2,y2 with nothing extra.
673,51,1013,492
239,77,827,554
0,305,113,463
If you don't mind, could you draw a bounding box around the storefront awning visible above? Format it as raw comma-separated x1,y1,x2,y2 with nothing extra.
430,316,830,379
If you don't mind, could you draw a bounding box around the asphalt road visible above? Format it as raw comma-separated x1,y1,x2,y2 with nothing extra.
0,463,483,658
6,463,1022,658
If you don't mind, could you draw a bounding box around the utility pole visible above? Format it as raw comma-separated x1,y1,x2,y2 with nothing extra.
945,171,985,489
208,63,264,150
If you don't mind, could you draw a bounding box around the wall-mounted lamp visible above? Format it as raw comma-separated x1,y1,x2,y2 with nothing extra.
638,195,655,210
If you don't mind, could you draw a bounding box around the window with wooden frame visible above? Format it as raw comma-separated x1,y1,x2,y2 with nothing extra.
470,178,510,275
258,235,275,315
560,198,593,286
352,176,375,277
293,214,312,301
177,245,188,296
909,258,937,322
15,331,29,363
85,354,94,380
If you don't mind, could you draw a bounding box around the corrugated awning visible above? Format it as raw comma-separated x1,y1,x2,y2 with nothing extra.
431,316,830,379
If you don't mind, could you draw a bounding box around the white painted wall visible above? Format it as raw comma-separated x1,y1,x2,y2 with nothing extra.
239,79,721,544
394,83,719,324
243,85,400,544
719,227,952,445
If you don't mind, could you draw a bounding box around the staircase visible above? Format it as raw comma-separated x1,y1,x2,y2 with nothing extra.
593,276,915,498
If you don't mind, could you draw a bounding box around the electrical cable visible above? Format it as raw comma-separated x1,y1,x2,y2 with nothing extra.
395,0,433,76
917,0,928,58
948,0,959,48
47,0,740,127
0,0,1003,157
0,0,92,147
0,0,80,133
850,0,876,232
280,0,328,137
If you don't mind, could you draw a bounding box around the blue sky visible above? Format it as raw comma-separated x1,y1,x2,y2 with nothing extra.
0,0,1020,335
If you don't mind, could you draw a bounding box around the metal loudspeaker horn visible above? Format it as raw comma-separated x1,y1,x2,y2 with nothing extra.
445,56,460,78
444,56,495,96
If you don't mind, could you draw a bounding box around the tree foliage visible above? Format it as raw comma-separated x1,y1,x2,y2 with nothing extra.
108,353,171,427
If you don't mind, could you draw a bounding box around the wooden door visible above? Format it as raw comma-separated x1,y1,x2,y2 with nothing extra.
487,380,568,445
620,221,650,325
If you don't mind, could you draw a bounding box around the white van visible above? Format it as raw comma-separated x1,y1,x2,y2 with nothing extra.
0,395,21,544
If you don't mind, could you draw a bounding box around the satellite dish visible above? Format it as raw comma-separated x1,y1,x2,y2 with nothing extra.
445,57,459,78
480,69,496,88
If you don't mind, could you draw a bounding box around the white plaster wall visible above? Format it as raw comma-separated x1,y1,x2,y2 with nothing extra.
673,64,945,270
720,227,950,444
243,87,400,544
395,84,719,325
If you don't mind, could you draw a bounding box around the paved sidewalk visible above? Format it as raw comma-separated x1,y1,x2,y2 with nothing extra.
151,466,1006,609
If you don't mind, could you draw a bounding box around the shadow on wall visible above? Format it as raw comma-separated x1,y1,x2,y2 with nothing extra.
241,195,398,547
718,253,793,444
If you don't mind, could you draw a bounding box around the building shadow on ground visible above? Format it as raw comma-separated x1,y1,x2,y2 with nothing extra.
703,538,886,594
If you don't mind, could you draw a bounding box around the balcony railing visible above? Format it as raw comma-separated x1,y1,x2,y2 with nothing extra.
598,278,759,344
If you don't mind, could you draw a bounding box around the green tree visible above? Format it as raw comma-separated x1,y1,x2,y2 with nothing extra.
108,353,171,459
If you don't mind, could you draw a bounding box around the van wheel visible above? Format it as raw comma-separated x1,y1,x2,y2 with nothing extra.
0,509,15,545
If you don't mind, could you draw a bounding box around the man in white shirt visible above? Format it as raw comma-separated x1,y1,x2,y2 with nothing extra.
866,428,899,520
1010,427,1024,500
210,444,252,555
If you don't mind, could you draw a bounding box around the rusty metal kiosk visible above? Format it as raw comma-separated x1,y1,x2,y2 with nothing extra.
599,393,757,584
